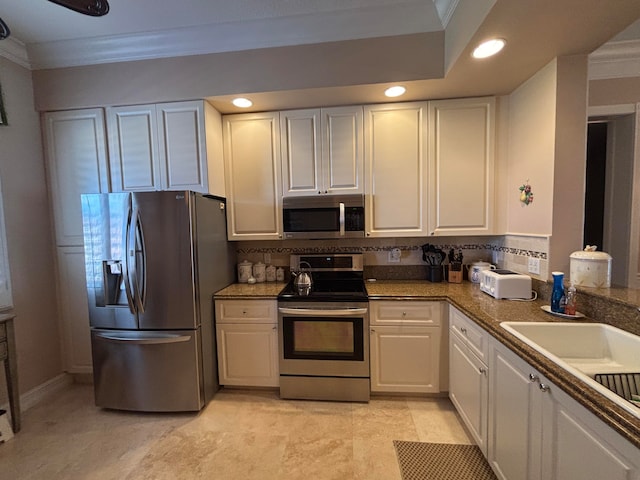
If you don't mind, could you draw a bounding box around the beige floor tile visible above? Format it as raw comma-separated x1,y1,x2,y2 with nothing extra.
0,384,473,479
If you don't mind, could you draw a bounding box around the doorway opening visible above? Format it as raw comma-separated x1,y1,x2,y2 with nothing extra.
585,114,637,287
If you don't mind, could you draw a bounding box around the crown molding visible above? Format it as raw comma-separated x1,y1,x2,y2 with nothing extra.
0,37,31,69
434,0,461,28
589,39,640,80
27,5,439,70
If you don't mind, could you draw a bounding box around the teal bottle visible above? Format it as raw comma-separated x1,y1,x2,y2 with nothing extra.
551,272,565,313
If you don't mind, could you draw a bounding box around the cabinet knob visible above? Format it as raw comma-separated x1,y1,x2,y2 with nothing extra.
529,373,539,383
242,310,247,315
366,232,370,236
402,312,407,317
272,326,277,331
460,327,467,334
324,190,328,194
371,328,376,333
539,383,550,393
479,367,487,375
318,191,322,194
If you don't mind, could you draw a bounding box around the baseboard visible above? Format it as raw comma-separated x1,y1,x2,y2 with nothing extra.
14,373,73,412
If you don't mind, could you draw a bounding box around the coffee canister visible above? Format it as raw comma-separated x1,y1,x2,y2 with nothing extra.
237,261,253,283
253,262,266,283
570,247,612,288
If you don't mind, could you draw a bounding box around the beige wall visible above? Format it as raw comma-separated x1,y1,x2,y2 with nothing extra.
505,55,588,276
0,58,63,400
506,59,557,235
589,77,640,107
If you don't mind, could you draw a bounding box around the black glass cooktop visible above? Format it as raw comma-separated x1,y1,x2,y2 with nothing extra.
278,274,368,302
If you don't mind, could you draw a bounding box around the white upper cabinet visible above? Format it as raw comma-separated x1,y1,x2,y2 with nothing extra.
108,100,225,196
107,104,160,192
43,108,110,246
281,106,363,197
223,112,283,240
428,97,496,235
364,102,429,237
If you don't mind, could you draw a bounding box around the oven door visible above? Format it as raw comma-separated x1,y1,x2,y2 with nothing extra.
278,302,369,378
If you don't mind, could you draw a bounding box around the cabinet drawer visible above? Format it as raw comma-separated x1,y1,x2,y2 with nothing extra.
215,300,277,324
449,305,488,361
370,300,442,326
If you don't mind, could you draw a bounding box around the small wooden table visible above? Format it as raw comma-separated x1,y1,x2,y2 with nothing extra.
0,313,19,433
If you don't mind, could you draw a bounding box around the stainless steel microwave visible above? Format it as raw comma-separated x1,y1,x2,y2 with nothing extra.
282,194,365,239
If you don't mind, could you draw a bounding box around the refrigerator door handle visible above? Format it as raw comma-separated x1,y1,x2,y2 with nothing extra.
131,207,147,313
94,332,192,345
122,196,136,314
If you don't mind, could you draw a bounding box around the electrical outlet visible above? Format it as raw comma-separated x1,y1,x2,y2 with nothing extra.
388,248,401,263
528,257,540,275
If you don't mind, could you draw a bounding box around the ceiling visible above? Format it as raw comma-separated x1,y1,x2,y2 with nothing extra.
1,0,640,113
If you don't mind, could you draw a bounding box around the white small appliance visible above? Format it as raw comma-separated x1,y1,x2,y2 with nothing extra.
480,269,532,299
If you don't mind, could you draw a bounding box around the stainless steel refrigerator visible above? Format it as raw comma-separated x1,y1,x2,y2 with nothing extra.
81,191,235,412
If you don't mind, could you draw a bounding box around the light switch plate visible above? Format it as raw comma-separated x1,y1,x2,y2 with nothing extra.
528,257,540,275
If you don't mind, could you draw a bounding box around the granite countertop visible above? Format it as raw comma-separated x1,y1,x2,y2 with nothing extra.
214,280,640,449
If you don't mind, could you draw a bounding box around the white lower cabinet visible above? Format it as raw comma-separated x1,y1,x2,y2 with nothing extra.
369,300,443,393
214,299,279,387
56,246,92,373
488,339,639,480
448,306,489,455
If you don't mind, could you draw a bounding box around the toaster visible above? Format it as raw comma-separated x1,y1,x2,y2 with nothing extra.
480,269,532,299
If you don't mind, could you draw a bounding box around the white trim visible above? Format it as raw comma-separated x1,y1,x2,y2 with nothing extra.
1,374,73,413
588,104,637,117
589,39,640,80
434,0,461,28
503,232,552,239
27,6,440,69
0,37,30,69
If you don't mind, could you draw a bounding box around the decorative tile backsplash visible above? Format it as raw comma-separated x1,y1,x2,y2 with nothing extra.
235,234,550,280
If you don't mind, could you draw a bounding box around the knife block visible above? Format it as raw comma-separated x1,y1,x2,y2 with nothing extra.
447,263,463,283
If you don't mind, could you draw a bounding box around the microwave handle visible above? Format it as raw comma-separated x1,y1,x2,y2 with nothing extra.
339,202,345,236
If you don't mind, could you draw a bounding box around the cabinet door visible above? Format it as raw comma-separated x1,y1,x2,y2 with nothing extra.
428,97,495,235
488,341,542,480
157,101,209,193
107,104,160,192
322,106,363,195
44,109,109,246
364,102,429,237
56,246,92,373
223,112,283,240
449,330,488,455
281,109,321,197
216,323,279,387
370,325,440,393
540,380,640,480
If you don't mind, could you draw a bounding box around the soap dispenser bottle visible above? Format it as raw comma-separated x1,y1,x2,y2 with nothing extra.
551,271,565,313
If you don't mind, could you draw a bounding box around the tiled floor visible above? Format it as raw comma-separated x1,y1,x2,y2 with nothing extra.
0,384,472,479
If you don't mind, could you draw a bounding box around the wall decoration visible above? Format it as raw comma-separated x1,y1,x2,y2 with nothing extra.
519,181,533,205
0,81,7,126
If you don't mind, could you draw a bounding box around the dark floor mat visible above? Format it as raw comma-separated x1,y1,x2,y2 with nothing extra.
393,441,498,480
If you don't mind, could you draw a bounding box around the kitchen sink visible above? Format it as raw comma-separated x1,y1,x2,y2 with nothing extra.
500,321,640,418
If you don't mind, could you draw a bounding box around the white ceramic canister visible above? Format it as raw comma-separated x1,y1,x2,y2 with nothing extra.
237,261,253,283
265,264,276,282
467,261,496,283
276,267,285,282
253,262,266,283
570,248,612,288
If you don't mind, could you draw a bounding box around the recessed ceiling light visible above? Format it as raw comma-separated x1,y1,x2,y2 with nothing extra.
232,97,253,108
384,86,406,98
472,38,506,59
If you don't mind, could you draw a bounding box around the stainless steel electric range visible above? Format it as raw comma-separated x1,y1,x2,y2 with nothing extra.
277,253,370,402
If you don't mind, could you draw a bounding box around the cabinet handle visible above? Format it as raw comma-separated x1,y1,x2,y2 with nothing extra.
539,383,550,393
460,327,467,334
529,373,539,383
242,310,247,315
402,312,407,317
479,367,487,375
371,328,376,333
272,326,277,331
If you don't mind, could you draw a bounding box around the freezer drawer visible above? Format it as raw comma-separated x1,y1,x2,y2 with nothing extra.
91,328,204,412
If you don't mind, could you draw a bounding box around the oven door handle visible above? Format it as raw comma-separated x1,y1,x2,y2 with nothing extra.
278,307,368,316
339,202,345,236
